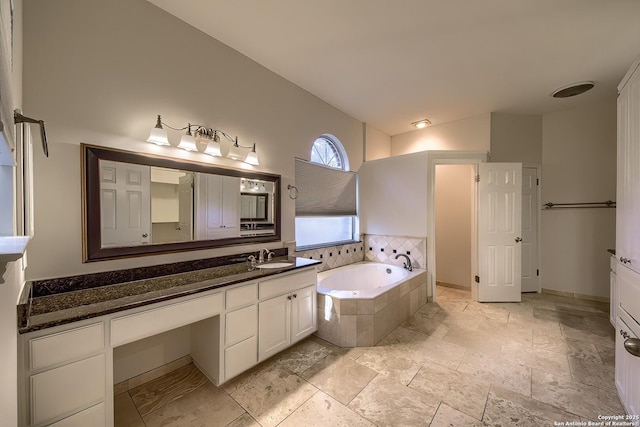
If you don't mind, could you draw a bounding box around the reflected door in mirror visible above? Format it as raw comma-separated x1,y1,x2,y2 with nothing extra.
195,173,241,239
100,160,151,247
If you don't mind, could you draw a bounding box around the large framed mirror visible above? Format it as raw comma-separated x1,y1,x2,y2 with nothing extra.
82,144,281,262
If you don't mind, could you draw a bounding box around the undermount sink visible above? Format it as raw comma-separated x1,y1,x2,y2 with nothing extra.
256,262,293,269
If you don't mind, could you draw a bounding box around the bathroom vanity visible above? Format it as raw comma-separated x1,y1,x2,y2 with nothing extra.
16,255,319,427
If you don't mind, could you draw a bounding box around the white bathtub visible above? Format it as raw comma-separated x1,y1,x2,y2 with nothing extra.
317,262,410,299
315,261,428,347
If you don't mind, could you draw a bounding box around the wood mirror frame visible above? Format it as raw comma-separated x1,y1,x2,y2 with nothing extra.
82,144,281,262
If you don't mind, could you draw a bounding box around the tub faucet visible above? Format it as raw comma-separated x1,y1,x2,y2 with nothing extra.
395,253,413,271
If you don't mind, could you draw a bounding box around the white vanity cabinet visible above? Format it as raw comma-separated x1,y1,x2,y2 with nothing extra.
19,264,318,426
258,269,317,361
20,321,107,427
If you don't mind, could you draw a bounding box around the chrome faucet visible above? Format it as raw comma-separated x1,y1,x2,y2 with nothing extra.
259,248,275,263
395,253,413,271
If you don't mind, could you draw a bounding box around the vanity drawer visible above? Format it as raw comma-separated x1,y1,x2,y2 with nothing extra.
226,304,257,347
225,336,257,381
226,283,257,310
30,354,105,426
111,291,223,347
259,269,316,300
30,323,104,371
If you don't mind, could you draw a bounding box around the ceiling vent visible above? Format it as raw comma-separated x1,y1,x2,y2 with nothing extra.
551,81,595,98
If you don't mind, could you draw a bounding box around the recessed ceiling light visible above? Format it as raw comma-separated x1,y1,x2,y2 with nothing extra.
412,119,431,129
551,81,595,98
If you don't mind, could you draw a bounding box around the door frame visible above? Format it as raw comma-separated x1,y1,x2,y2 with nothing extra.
426,151,488,302
523,165,542,293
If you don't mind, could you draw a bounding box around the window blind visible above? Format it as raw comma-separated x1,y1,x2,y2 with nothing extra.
294,158,357,216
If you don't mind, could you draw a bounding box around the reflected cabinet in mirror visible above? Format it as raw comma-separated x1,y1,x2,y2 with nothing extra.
82,144,281,262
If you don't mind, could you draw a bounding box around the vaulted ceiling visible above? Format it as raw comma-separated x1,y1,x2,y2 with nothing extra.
148,0,640,136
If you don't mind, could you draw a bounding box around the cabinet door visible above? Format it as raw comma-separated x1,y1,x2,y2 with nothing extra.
291,285,317,343
258,294,290,361
618,68,640,273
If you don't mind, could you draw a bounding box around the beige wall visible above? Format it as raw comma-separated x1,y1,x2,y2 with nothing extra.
490,113,542,166
435,164,474,288
358,151,428,237
541,98,617,298
23,0,364,280
391,113,491,155
364,123,391,161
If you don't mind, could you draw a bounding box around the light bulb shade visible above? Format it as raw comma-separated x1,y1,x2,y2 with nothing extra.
227,144,243,160
244,145,259,165
147,127,170,146
177,134,198,151
204,140,222,156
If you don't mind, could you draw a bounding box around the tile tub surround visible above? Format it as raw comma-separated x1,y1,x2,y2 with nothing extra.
294,241,365,272
364,234,426,270
115,287,620,426
316,269,428,347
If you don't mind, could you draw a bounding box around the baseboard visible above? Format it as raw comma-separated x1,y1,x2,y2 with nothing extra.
541,288,610,303
436,281,471,291
114,355,193,395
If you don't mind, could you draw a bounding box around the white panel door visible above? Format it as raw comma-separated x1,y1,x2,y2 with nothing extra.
521,167,539,292
478,163,522,302
99,160,150,247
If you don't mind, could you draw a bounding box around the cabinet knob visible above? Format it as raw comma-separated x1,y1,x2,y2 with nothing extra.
287,295,292,300
292,294,297,299
142,233,148,238
621,329,630,339
515,237,523,243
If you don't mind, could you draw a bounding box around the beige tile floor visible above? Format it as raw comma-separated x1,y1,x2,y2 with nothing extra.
115,286,624,426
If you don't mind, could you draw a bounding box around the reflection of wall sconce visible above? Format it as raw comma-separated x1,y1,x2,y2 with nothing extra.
147,114,259,166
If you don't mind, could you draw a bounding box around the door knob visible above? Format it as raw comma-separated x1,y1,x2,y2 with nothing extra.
624,338,640,357
515,237,522,243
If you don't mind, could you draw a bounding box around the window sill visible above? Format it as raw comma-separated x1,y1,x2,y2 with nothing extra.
0,235,30,266
295,240,362,252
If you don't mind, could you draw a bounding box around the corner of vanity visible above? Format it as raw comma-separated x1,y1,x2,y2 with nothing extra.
16,251,320,427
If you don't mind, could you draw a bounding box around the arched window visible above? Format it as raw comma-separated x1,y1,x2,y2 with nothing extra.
295,135,357,249
310,135,348,170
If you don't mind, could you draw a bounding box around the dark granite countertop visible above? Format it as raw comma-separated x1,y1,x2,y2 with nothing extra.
18,254,320,334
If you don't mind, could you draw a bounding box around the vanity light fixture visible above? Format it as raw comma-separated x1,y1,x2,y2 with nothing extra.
146,115,259,165
176,124,198,152
147,115,170,146
412,119,431,129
